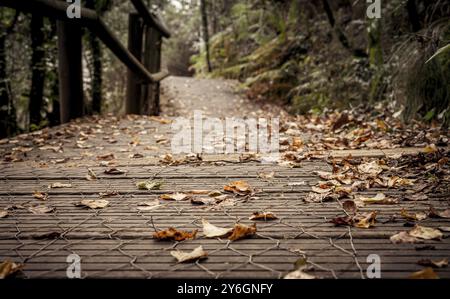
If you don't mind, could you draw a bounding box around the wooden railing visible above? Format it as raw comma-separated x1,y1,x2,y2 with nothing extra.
0,0,171,123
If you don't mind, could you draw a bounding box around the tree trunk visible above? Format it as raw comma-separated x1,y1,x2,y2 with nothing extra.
0,11,18,138
200,0,212,73
406,0,421,32
29,14,46,129
368,18,384,102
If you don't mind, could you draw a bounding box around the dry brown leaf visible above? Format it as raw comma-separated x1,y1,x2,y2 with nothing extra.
249,211,278,221
358,193,398,205
357,161,384,176
354,211,377,229
417,258,448,268
311,185,334,194
224,180,253,194
258,171,275,180
423,144,438,154
0,260,23,279
153,227,197,241
191,197,216,205
409,267,439,279
284,269,316,279
136,180,163,190
228,223,257,241
170,246,208,263
388,176,415,187
408,225,443,240
404,193,429,201
428,207,450,219
400,209,427,222
137,200,161,211
86,168,97,181
0,210,8,218
48,182,72,189
202,219,232,238
104,168,127,175
33,191,48,201
342,200,357,214
76,199,109,209
160,193,190,201
390,231,422,244
28,205,55,214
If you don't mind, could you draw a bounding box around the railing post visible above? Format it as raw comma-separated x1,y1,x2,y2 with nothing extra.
126,13,144,115
57,20,84,123
142,26,162,116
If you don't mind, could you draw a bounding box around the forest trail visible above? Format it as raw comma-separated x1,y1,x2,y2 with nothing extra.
161,76,284,118
0,76,449,279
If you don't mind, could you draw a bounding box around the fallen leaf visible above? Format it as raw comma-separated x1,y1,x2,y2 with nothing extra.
438,226,450,232
33,191,48,201
28,205,55,214
404,193,429,201
170,246,208,263
31,232,62,240
104,168,127,175
408,225,443,240
284,269,316,279
0,210,8,218
390,231,422,244
137,199,161,211
136,180,163,190
258,171,275,180
354,211,377,229
417,258,448,268
284,257,315,279
153,228,197,241
343,200,357,214
249,211,278,221
357,161,384,176
160,193,191,201
224,180,253,194
48,182,72,189
330,216,353,227
428,207,450,219
358,193,398,205
86,168,97,181
191,197,216,205
0,261,23,279
202,219,232,238
423,144,438,154
76,199,109,209
409,267,439,279
388,176,415,187
228,223,257,241
400,209,427,222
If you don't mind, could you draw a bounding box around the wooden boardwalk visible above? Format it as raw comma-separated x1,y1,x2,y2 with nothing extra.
0,78,449,279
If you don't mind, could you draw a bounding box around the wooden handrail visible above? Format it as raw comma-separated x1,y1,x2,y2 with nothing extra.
130,0,171,38
0,0,166,83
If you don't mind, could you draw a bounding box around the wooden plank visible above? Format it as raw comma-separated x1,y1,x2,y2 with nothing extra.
57,21,84,123
126,13,144,115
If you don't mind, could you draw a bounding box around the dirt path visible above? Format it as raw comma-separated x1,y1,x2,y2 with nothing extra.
161,76,285,118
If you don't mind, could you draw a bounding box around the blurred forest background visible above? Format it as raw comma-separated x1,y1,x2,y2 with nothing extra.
0,0,449,138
